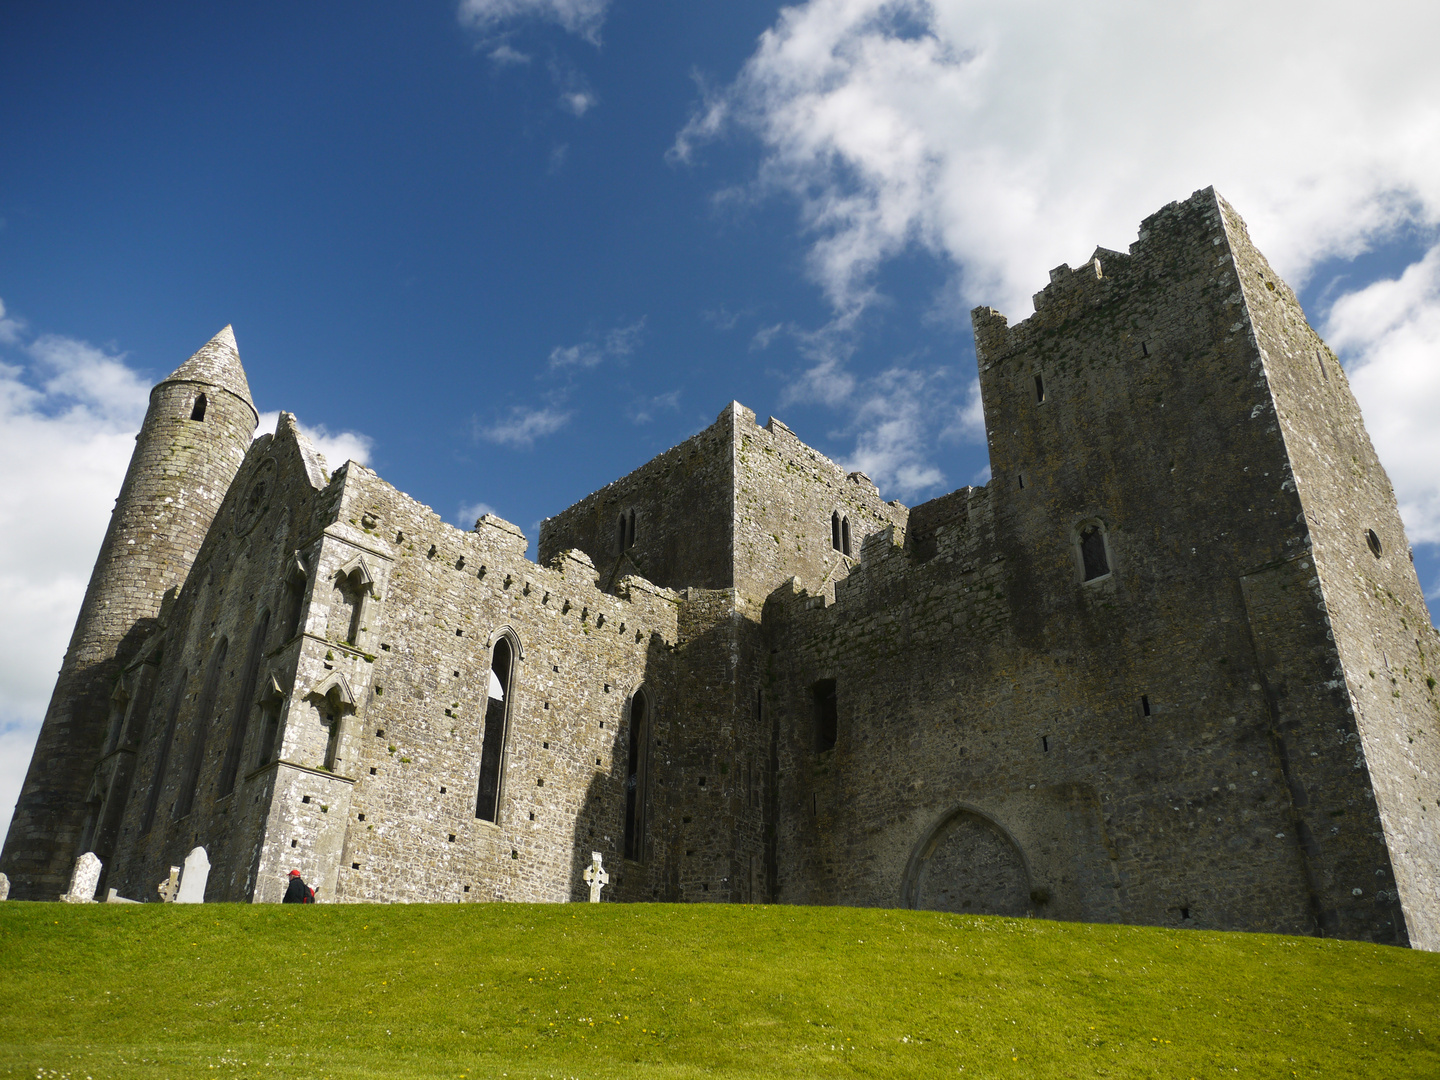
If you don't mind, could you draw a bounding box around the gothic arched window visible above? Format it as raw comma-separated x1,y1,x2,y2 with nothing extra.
174,637,228,819
476,633,517,822
623,689,651,862
140,670,186,835
218,610,270,797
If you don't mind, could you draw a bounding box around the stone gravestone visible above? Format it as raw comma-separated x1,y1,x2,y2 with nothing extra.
0,872,9,901
61,852,102,903
175,847,211,904
157,865,181,902
583,851,608,903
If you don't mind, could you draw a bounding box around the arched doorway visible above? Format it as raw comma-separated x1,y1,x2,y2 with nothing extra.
904,807,1032,916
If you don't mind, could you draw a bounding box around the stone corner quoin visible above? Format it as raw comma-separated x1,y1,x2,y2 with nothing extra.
3,187,1438,949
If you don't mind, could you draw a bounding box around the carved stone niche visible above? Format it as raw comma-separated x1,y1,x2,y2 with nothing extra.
330,554,378,648
255,675,288,767
308,672,359,776
281,552,311,643
102,679,131,757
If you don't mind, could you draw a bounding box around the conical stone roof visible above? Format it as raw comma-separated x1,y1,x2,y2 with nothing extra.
161,325,257,419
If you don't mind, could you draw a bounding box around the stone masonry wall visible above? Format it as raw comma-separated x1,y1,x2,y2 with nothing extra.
1220,195,1440,947
760,189,1419,942
261,463,682,904
732,403,908,604
538,406,738,594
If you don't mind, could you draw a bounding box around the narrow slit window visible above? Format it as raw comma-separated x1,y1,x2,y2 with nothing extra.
831,511,842,552
624,690,650,861
475,636,515,822
617,512,627,553
1366,529,1382,558
813,679,838,753
1141,695,1151,717
1034,373,1045,403
841,516,851,557
1079,522,1110,581
321,704,341,772
627,509,637,550
190,394,207,421
102,687,130,758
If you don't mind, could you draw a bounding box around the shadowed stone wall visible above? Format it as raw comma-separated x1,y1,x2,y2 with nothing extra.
758,189,1438,946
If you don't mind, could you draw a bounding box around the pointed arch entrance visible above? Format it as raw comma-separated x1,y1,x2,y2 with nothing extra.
902,806,1032,916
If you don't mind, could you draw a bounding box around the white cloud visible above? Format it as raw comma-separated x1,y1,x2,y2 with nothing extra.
844,366,949,495
458,500,498,528
549,58,599,117
676,0,1440,527
749,322,784,351
255,410,374,470
489,43,532,66
458,0,610,44
940,376,986,444
548,317,646,369
702,304,749,332
0,311,152,842
477,404,573,447
1324,244,1440,546
560,89,598,117
679,0,1440,318
0,298,24,345
629,389,682,424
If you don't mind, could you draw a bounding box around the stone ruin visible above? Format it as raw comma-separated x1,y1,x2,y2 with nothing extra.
2,189,1438,949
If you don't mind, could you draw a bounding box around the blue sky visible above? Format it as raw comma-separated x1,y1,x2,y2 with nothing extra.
3,0,1439,836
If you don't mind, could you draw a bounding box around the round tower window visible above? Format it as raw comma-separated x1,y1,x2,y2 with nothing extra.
1366,529,1382,558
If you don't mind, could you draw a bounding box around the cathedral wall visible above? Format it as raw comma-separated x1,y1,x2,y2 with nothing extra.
106,419,332,903
17,190,1437,951
274,465,684,904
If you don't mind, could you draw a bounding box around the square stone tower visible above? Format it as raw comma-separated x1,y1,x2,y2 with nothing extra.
969,188,1439,946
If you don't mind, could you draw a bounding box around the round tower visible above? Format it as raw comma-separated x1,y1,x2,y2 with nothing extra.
0,327,258,899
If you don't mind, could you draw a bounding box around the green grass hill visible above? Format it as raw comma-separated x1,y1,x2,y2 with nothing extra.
1,901,1437,1078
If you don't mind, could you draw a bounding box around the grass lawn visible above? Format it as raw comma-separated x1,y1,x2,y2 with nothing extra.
1,901,1437,1078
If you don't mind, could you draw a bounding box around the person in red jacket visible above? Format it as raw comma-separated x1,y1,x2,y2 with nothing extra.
282,869,315,903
